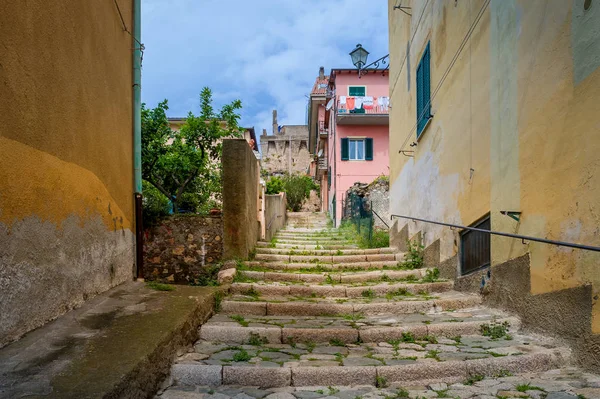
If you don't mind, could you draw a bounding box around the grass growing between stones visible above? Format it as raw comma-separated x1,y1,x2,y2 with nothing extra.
247,332,268,345
516,384,544,392
464,374,485,385
233,349,251,362
384,388,410,399
229,315,249,327
375,375,389,388
146,281,176,291
480,320,511,340
425,350,441,361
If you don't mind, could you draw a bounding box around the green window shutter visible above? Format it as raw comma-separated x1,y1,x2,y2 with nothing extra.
327,167,331,188
348,86,366,96
341,138,349,161
365,138,373,161
416,42,431,138
423,43,431,122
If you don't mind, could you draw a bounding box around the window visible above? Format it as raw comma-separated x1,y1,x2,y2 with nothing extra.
460,215,491,275
349,139,365,160
341,138,373,161
416,42,431,138
348,86,366,96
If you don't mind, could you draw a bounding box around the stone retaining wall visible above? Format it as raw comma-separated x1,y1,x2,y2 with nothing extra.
143,215,223,284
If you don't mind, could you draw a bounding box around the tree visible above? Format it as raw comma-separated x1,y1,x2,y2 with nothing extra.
141,88,243,213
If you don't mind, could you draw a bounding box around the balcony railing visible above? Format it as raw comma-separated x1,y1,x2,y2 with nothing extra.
318,121,328,137
337,96,389,115
318,156,327,170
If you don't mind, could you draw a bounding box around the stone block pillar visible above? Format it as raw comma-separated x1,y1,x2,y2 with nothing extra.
222,139,260,260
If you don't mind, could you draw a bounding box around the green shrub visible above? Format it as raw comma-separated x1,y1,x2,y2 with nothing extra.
142,180,170,228
266,176,285,194
401,239,424,269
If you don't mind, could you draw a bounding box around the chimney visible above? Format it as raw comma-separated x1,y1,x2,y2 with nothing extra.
262,128,267,136
272,109,278,135
319,66,325,80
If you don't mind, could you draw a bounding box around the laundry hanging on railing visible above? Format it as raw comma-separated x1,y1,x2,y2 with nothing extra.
338,96,389,114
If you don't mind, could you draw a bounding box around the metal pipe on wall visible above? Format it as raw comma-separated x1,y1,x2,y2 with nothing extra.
133,0,143,278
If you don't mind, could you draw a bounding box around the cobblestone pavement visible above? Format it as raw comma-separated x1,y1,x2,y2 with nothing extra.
157,214,600,398
159,367,600,398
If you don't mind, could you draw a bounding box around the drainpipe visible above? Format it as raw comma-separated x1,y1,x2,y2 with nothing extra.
133,0,144,279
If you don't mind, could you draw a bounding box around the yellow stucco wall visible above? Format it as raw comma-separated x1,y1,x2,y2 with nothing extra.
388,0,600,332
0,1,135,346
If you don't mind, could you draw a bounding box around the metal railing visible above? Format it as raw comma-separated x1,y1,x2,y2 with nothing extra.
318,156,328,169
391,214,600,253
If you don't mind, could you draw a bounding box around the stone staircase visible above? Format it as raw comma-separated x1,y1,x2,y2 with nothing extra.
158,213,600,399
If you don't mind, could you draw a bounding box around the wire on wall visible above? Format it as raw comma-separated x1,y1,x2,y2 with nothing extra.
113,0,145,66
398,0,491,153
390,0,431,98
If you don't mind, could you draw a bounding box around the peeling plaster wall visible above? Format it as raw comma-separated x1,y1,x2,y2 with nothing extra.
0,1,134,347
388,0,600,346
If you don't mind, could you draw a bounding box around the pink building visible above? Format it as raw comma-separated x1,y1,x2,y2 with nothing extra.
309,68,389,225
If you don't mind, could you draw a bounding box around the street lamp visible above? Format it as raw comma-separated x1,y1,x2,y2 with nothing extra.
349,44,390,78
349,44,369,70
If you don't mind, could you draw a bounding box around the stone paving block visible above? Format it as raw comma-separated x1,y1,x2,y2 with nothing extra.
353,301,433,315
366,254,396,262
224,366,292,388
256,254,290,262
264,272,300,282
291,255,333,263
433,296,482,311
267,302,353,316
221,301,267,316
289,285,346,297
282,327,359,344
465,351,565,376
171,364,222,386
377,361,468,384
292,366,377,386
359,325,429,342
240,271,265,280
257,285,292,296
298,274,332,283
200,325,282,344
334,255,368,264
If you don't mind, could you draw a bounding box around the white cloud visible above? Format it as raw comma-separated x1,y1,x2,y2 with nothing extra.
141,0,388,135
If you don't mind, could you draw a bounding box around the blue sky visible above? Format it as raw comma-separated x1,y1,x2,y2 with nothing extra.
141,1,389,135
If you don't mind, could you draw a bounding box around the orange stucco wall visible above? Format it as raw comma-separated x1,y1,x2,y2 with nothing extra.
0,1,135,347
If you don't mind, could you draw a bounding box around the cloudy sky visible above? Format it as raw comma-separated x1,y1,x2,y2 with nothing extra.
141,1,389,136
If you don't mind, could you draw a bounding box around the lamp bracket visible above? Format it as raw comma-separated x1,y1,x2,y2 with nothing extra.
500,211,521,222
393,5,412,16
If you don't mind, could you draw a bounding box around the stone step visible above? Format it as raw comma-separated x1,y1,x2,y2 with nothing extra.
162,367,600,398
274,235,346,241
254,253,400,264
220,291,482,316
199,311,521,344
238,269,428,284
170,333,569,388
272,240,355,246
256,242,359,250
255,247,398,255
275,232,342,237
244,260,401,271
230,281,454,297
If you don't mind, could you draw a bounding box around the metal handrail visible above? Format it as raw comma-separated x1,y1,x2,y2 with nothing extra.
372,209,389,229
266,214,283,231
391,214,600,253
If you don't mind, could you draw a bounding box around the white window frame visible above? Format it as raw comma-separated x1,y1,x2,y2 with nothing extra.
347,85,367,96
348,138,366,161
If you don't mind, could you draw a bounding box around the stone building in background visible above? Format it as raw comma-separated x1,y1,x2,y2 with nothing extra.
259,110,311,177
